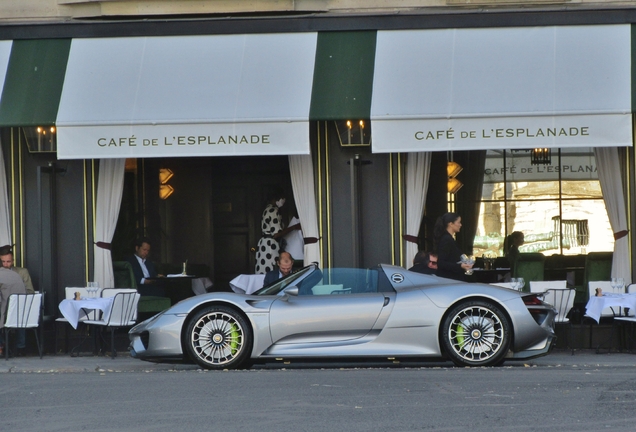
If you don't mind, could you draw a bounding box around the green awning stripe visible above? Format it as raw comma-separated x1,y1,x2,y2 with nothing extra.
0,39,71,127
309,31,376,121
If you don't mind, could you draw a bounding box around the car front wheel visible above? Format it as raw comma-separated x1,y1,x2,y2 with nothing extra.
185,305,252,370
441,300,511,367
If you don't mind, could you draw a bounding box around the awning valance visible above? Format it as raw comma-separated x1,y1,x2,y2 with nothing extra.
370,25,633,153
55,33,317,159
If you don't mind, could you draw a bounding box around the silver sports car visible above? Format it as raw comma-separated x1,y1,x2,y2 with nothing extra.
129,263,556,369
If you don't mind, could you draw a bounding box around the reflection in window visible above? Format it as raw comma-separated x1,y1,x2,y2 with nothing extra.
474,148,613,257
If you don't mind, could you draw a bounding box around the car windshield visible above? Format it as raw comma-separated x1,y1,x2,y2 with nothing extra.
252,266,390,296
252,265,316,296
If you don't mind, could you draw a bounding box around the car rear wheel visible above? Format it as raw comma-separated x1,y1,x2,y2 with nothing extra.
441,300,511,367
185,305,252,370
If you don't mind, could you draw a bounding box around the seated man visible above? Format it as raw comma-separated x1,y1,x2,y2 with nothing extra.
0,245,34,294
0,266,27,356
0,245,33,357
408,251,438,275
126,238,163,296
263,251,294,287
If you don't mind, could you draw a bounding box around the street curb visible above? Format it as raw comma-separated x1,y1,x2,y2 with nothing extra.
0,349,634,373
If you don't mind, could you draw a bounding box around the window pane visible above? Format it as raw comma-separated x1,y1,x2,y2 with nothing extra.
561,180,603,199
509,201,561,255
561,200,613,254
475,147,613,258
509,181,560,200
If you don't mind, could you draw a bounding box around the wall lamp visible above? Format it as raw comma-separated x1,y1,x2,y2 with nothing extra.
531,148,551,165
334,119,371,146
159,168,174,199
447,161,463,194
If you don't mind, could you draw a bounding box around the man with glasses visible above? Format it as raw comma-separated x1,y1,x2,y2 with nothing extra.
408,251,438,275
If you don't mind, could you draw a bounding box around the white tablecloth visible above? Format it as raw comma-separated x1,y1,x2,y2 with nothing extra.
59,297,114,329
230,274,265,295
585,294,636,324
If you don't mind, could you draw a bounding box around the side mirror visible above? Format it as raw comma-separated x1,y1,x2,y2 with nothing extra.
283,286,299,297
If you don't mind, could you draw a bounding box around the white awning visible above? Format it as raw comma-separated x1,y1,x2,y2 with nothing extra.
371,25,632,153
0,41,12,100
56,33,317,159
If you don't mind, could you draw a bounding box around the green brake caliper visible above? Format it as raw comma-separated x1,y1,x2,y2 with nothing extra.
230,324,239,355
456,322,465,349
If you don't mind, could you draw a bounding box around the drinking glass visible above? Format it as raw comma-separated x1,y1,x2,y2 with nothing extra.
611,278,619,294
88,281,99,297
461,255,475,275
617,277,625,294
516,277,525,292
511,278,519,291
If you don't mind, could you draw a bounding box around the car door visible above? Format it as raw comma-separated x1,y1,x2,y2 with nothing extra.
268,268,388,344
269,292,387,344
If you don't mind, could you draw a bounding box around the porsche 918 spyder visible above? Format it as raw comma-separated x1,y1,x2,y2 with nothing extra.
129,263,556,369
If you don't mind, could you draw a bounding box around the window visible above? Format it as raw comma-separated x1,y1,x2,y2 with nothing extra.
473,148,613,257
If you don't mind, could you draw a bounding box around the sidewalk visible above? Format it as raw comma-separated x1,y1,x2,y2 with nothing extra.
1,349,635,373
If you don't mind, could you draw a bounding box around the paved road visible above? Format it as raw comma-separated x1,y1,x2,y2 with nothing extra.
2,348,635,373
2,350,636,431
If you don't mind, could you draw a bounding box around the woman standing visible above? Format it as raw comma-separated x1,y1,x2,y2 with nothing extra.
504,231,525,263
255,189,301,274
503,231,525,275
433,212,473,281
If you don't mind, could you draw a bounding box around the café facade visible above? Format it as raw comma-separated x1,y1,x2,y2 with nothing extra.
0,8,635,350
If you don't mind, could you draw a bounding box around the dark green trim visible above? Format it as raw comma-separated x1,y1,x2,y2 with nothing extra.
309,31,376,121
0,39,70,127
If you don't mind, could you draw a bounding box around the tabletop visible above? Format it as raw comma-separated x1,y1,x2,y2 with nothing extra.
59,297,114,330
585,293,636,324
230,274,266,295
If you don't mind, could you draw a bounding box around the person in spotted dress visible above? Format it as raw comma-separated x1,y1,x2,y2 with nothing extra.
255,189,301,274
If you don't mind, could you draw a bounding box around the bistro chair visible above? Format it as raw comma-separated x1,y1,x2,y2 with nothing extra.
3,293,43,360
607,282,636,352
100,288,138,320
541,288,575,352
577,281,616,354
614,308,636,352
529,280,567,294
512,253,545,292
581,252,613,302
84,291,140,359
113,261,171,316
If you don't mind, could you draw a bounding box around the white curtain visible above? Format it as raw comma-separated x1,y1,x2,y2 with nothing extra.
404,152,432,267
289,154,320,267
0,141,12,246
93,159,126,288
594,147,630,283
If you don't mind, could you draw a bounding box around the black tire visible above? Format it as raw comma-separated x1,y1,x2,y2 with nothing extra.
441,300,511,367
184,305,253,370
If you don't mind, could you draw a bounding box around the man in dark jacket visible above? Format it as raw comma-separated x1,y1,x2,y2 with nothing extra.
126,238,162,296
262,251,294,287
408,251,438,275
